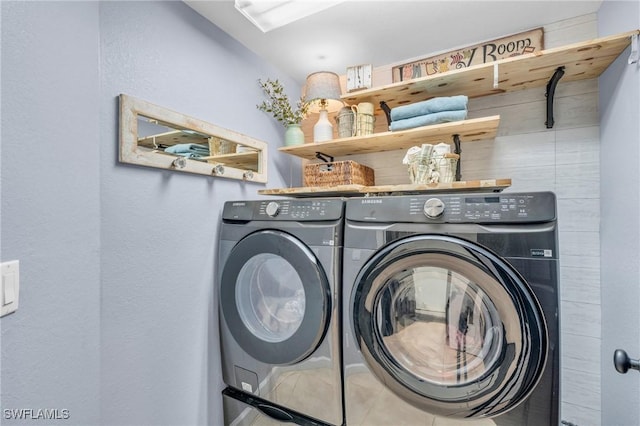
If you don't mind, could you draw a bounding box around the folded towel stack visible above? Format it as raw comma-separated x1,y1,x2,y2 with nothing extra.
389,95,468,131
164,143,210,158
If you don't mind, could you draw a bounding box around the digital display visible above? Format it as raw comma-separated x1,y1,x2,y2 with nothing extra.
465,196,500,203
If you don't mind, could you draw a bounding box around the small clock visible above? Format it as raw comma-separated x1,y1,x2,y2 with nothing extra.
346,64,372,93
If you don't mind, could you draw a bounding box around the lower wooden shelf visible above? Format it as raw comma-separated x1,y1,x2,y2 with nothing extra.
258,179,511,198
200,151,259,171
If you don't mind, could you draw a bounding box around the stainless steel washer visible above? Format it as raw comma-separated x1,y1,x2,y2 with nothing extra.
342,192,559,425
218,199,344,426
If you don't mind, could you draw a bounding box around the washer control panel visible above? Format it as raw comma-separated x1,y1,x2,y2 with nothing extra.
223,199,344,221
423,198,445,219
348,192,556,223
265,201,280,217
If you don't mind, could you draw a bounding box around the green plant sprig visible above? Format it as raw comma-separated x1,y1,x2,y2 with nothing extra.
257,78,309,127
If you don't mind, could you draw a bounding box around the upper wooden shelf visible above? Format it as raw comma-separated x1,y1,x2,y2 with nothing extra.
279,115,499,160
137,130,208,148
342,30,639,108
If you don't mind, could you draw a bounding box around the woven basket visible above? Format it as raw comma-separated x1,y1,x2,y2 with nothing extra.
303,161,375,187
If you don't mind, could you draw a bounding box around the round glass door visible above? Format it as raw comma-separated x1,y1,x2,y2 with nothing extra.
235,252,306,343
352,234,547,418
221,230,331,365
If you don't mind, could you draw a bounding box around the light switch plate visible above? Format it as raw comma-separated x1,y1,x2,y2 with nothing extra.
1,260,19,317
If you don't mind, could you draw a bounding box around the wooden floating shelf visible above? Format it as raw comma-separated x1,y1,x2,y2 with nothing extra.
268,30,638,199
342,30,639,108
200,151,259,171
137,130,209,148
258,179,512,198
279,115,500,160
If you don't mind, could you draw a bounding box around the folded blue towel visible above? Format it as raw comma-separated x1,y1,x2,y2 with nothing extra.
390,95,468,121
165,143,209,155
389,110,468,131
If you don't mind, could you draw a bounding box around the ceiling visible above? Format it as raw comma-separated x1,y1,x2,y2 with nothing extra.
185,0,603,85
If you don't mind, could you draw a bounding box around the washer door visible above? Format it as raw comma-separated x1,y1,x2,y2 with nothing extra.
221,230,331,365
352,234,547,418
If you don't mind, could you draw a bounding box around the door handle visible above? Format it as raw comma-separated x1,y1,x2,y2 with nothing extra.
614,349,640,374
256,403,294,422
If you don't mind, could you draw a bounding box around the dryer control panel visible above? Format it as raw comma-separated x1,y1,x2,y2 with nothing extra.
347,192,556,224
223,199,344,221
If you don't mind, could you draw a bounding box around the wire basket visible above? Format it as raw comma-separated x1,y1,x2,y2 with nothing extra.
336,108,355,138
408,152,459,184
432,153,459,183
354,112,375,136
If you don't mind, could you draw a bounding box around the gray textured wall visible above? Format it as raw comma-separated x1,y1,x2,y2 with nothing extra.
599,1,640,425
1,2,301,425
1,2,101,424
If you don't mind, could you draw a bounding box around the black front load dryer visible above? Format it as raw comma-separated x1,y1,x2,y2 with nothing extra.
218,199,344,426
342,192,559,426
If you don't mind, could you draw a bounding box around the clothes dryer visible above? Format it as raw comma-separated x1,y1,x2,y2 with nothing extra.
218,199,344,426
342,192,559,425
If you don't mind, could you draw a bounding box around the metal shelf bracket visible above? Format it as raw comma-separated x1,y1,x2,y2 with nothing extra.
452,134,462,181
545,66,565,129
314,152,335,171
380,101,392,127
315,152,334,163
629,33,639,64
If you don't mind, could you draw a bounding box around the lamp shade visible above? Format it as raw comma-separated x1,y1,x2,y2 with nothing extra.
304,71,344,113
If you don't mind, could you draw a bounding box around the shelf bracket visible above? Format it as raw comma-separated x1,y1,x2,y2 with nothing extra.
452,134,462,181
545,66,565,129
380,101,392,127
315,152,334,171
629,33,639,64
315,152,334,163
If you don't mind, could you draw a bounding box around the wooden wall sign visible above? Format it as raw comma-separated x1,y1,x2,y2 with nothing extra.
392,28,544,83
346,64,373,92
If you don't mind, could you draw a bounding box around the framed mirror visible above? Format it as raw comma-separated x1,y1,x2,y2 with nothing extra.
119,94,267,182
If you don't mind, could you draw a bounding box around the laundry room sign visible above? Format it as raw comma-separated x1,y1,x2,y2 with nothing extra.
391,28,544,83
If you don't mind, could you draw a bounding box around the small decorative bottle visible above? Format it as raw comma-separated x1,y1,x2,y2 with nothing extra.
313,110,333,142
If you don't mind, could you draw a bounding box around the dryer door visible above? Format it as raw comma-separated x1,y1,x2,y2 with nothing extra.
220,229,331,365
351,234,547,418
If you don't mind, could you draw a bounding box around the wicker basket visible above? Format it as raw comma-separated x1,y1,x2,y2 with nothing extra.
304,161,375,187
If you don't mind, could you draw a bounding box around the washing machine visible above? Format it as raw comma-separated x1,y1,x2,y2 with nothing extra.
218,198,344,426
342,192,559,426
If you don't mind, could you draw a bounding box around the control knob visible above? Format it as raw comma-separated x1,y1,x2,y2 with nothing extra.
265,201,280,217
423,198,445,219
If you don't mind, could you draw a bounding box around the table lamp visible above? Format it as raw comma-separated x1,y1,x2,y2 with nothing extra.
304,71,344,142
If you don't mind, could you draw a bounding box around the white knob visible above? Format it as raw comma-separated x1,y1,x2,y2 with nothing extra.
265,202,280,217
423,198,445,218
